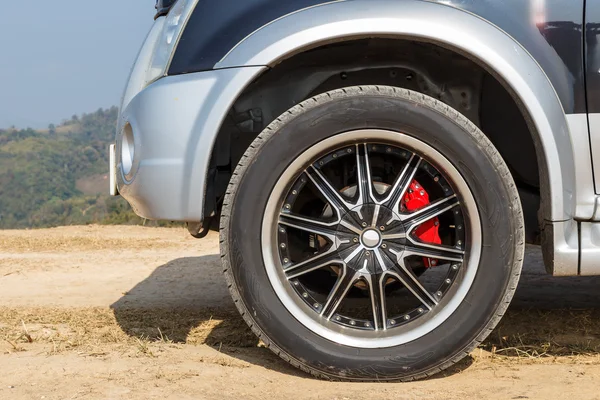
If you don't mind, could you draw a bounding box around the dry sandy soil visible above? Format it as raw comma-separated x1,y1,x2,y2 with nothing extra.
1,226,600,399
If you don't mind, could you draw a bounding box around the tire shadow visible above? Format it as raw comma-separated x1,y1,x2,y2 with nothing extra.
111,246,600,380
110,255,306,378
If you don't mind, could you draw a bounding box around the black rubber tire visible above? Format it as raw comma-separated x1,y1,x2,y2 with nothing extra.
220,86,524,381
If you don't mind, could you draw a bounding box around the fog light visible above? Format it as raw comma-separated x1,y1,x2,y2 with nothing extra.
121,123,135,176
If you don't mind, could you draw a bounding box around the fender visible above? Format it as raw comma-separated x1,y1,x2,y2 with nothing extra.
188,0,581,223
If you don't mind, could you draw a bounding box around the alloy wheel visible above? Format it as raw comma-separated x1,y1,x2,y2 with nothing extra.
262,129,482,348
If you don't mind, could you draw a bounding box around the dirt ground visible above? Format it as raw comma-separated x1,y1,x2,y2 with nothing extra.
2,226,600,399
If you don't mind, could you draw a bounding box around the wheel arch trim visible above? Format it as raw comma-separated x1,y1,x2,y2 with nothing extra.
212,0,577,223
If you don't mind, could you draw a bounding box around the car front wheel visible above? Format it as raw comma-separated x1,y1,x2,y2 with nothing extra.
220,86,524,381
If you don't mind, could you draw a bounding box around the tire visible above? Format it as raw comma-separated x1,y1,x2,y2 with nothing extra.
220,86,524,381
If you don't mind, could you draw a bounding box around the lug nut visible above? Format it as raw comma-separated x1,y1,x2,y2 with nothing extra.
285,204,291,209
353,237,359,243
379,226,385,231
283,258,289,263
382,244,387,249
302,292,308,298
280,243,286,249
362,222,368,227
404,315,410,321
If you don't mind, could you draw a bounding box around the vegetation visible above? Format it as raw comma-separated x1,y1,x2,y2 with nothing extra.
0,108,175,229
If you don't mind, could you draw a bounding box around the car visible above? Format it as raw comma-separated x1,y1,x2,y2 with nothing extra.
109,0,600,381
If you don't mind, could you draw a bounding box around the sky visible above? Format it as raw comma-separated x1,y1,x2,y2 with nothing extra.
0,1,156,129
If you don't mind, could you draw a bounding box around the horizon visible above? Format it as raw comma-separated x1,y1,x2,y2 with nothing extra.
0,1,155,129
0,105,118,132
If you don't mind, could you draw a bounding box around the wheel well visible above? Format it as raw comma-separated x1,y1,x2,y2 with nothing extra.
207,38,541,242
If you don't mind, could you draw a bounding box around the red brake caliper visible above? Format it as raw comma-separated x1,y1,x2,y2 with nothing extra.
402,180,441,267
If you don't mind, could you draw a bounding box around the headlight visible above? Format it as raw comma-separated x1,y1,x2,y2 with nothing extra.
145,0,198,85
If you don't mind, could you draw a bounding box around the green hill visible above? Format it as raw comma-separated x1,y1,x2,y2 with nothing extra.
0,108,173,229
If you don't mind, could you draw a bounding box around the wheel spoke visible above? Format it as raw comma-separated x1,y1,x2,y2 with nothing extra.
339,220,362,235
321,266,360,318
381,232,406,241
279,214,339,242
371,204,381,228
342,244,365,264
366,273,387,330
402,195,459,231
356,144,376,207
404,241,464,263
284,250,343,279
382,154,422,211
387,249,438,309
306,167,354,216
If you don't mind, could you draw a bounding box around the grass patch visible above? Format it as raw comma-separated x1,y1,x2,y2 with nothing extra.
482,308,600,361
0,307,257,355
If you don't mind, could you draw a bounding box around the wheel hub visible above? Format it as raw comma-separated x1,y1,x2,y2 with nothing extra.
335,203,407,274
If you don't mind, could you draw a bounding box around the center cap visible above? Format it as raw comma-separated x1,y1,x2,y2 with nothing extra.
361,229,381,248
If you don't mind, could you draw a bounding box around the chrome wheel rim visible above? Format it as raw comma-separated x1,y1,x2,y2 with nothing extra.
261,129,481,348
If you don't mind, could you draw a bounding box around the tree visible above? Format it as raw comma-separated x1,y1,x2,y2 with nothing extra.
48,124,56,135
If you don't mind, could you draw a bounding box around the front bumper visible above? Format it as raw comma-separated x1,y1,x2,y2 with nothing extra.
113,66,265,222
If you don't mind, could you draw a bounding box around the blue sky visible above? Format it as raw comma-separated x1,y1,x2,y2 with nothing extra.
0,1,155,128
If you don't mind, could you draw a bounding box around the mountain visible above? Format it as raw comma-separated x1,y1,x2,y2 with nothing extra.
0,107,174,229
